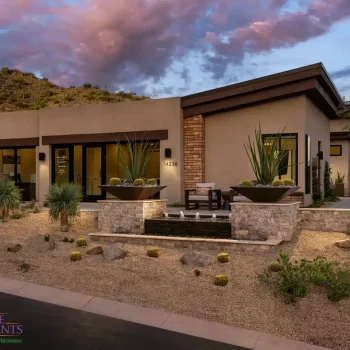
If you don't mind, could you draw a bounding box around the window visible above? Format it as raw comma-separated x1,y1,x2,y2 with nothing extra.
330,145,342,157
263,133,298,184
305,135,311,194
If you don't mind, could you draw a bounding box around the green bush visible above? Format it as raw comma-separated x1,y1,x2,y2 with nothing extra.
214,275,228,286
240,180,252,186
69,238,75,243
324,162,337,201
146,178,157,186
77,237,88,247
110,178,121,185
147,247,159,257
134,178,145,186
70,251,82,261
0,181,22,222
83,82,92,88
217,253,230,263
272,180,284,187
10,212,25,220
259,253,350,303
62,237,69,242
44,234,50,242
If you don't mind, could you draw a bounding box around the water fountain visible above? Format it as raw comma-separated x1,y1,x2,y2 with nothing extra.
164,213,169,219
195,212,200,220
212,213,216,221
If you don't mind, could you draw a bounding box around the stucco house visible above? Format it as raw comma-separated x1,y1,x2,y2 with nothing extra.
0,63,344,206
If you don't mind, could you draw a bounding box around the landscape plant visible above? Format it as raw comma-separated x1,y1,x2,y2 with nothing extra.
0,181,22,222
46,183,82,232
312,165,323,206
335,172,345,184
324,161,337,201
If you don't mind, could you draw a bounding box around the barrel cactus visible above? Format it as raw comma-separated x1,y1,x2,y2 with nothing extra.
77,237,88,247
283,179,295,186
110,178,121,185
194,269,201,276
146,178,157,186
147,247,159,257
272,180,284,187
241,180,252,186
62,237,69,243
134,178,145,186
268,261,283,272
70,251,82,261
214,274,228,286
217,253,230,263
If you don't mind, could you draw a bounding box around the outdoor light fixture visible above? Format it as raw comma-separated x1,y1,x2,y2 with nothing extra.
165,148,172,158
39,152,46,162
318,151,324,160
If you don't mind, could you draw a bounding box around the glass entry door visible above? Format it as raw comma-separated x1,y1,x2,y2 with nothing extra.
82,146,105,201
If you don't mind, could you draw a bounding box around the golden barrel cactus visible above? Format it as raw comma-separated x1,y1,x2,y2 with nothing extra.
77,237,88,247
217,253,230,263
214,274,228,286
147,247,159,257
70,251,82,261
134,178,145,186
268,261,283,272
110,178,121,185
283,179,295,186
241,180,252,186
272,180,284,187
146,178,157,186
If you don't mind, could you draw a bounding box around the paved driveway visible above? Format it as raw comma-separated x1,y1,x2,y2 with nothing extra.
0,292,249,350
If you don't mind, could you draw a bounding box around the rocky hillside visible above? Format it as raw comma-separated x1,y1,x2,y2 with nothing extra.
0,67,148,113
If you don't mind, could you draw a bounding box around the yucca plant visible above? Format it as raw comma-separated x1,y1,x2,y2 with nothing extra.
0,181,22,222
46,183,82,232
116,132,159,183
244,124,288,185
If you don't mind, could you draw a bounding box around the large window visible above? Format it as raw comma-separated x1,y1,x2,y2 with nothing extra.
330,145,342,157
263,134,298,184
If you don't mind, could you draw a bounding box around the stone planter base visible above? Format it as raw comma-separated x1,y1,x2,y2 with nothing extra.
231,202,299,241
98,200,167,233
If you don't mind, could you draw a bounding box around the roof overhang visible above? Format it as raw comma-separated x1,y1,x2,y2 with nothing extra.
331,131,350,141
181,63,344,119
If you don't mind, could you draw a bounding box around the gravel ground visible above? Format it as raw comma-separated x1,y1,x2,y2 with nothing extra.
0,211,349,350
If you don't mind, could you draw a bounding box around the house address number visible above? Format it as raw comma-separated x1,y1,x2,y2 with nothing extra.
164,161,178,167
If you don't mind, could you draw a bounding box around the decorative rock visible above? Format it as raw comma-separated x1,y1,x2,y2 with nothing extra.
7,244,22,252
180,251,212,267
103,244,127,261
86,246,103,255
334,240,350,249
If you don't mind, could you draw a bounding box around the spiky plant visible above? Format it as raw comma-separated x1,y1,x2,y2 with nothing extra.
45,183,82,232
217,253,230,263
283,179,295,186
240,180,252,186
146,178,157,186
244,124,289,185
147,247,159,257
214,275,228,286
110,178,121,185
77,237,88,247
115,132,159,183
0,181,22,222
70,251,82,261
134,178,145,186
272,180,284,187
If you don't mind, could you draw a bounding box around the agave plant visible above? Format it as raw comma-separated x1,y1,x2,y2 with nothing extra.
46,183,82,232
116,132,159,183
0,181,22,222
244,124,289,185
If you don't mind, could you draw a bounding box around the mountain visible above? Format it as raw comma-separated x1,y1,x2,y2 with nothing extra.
0,67,148,113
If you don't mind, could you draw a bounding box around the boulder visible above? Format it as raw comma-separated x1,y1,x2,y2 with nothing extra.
103,244,127,261
334,240,350,249
86,246,103,255
7,244,22,252
180,251,212,267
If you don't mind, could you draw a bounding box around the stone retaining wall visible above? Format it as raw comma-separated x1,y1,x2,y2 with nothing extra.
298,208,350,232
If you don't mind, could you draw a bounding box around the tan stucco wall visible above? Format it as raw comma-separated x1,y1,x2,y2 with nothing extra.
330,140,350,196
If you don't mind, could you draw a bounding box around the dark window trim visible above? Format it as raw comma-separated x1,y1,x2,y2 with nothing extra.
330,144,342,157
262,133,298,186
305,135,311,194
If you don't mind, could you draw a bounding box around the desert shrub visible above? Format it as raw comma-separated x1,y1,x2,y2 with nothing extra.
10,212,25,220
146,178,157,186
35,99,47,109
100,95,113,102
77,237,88,247
268,261,283,272
15,101,30,109
69,238,75,243
93,84,100,89
20,263,31,272
28,199,37,209
283,179,295,186
324,161,337,201
44,234,50,242
214,275,228,286
134,178,145,186
0,181,22,222
110,178,121,185
259,253,350,303
70,251,82,261
62,237,69,242
43,201,49,208
46,183,82,232
42,77,49,82
240,180,252,186
63,95,74,102
272,180,284,187
147,247,159,257
33,203,41,213
217,253,230,263
312,165,323,205
50,96,59,104
1,67,13,75
194,269,201,276
69,85,76,88
83,82,92,88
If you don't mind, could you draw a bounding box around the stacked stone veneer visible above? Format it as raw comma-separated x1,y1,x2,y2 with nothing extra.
231,202,299,241
98,200,166,233
184,115,205,190
299,208,350,232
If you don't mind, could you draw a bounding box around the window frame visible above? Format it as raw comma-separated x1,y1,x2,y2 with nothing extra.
330,145,342,157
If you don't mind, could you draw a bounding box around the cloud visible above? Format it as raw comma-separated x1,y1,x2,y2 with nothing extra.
331,67,350,80
0,0,349,95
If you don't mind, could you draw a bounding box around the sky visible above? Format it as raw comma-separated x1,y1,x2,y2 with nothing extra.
0,0,349,100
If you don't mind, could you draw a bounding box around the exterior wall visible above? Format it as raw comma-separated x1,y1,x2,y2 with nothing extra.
304,97,331,206
330,140,350,196
205,96,306,193
183,115,205,190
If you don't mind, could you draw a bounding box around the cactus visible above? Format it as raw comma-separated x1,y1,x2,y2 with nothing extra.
194,269,201,276
44,234,50,242
217,253,230,263
62,237,69,242
214,274,228,286
77,237,88,247
241,180,252,186
272,180,284,187
69,238,75,243
147,247,159,257
134,178,145,186
283,179,295,186
146,178,157,186
70,251,82,261
268,261,283,272
110,178,121,185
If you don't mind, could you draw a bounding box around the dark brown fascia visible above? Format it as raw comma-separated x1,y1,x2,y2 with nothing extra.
42,129,168,145
0,137,39,147
330,131,350,140
181,63,344,118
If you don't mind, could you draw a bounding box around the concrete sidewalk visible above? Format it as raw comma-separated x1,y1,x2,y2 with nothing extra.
0,276,329,350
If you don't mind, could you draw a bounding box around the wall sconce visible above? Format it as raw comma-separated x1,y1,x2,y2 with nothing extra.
39,152,46,162
318,151,324,160
165,148,172,158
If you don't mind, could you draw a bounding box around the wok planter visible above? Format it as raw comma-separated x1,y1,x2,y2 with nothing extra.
99,185,167,201
231,186,300,203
